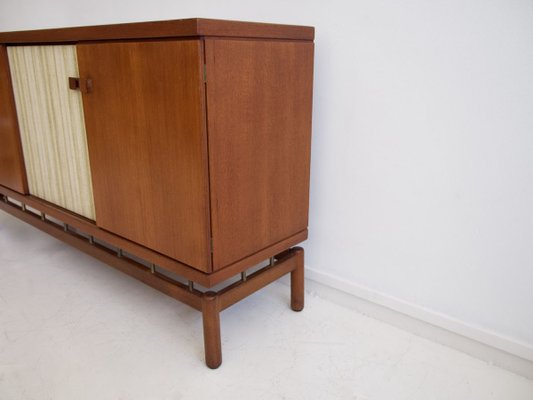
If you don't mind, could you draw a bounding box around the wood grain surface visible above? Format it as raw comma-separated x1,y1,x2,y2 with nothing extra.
0,18,314,44
205,39,314,269
77,40,212,272
0,45,27,194
8,45,96,219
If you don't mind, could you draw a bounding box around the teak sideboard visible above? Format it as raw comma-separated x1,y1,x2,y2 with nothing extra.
0,18,314,368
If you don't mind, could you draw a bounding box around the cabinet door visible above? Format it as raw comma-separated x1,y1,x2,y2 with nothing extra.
0,45,27,194
7,45,95,219
77,40,211,272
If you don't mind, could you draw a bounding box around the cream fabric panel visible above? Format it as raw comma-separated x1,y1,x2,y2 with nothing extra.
8,45,95,220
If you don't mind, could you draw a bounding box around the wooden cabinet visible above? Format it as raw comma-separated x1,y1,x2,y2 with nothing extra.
0,18,314,368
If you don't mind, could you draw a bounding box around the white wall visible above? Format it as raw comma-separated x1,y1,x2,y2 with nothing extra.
2,0,533,355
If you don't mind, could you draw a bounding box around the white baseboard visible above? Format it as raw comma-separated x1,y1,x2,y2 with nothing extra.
292,267,533,380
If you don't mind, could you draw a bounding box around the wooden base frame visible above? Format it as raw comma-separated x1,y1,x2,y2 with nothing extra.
0,192,305,369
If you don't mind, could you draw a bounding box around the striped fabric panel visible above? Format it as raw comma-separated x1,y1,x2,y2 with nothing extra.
7,45,96,220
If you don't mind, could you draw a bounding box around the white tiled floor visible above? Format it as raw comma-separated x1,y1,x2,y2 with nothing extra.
1,211,533,400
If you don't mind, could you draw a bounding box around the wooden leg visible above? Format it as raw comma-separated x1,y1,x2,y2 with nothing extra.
202,291,222,369
290,247,305,311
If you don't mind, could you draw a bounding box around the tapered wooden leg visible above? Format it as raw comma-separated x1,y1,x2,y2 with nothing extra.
202,291,222,369
290,248,305,311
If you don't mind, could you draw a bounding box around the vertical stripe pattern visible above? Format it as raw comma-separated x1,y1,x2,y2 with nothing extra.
7,45,95,220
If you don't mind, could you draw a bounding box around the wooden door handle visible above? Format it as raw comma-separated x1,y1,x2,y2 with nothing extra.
68,77,80,90
68,77,92,93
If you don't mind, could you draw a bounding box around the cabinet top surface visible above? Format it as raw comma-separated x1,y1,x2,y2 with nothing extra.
0,18,314,44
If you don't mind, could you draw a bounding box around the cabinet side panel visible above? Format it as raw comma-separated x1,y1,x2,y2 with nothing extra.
0,45,27,194
7,45,96,219
205,39,314,269
77,40,211,272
